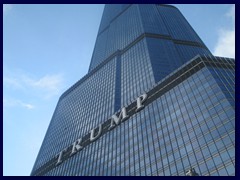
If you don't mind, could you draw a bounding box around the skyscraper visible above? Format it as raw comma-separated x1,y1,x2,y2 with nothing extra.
31,4,235,176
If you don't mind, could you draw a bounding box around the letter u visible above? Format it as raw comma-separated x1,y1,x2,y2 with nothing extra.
90,124,102,142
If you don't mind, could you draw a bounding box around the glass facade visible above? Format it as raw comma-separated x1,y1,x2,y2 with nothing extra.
31,5,235,176
89,4,211,73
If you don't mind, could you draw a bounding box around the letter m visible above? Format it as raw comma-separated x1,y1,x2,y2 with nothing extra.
108,107,129,130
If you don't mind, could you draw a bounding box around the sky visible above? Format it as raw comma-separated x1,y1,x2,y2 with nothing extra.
3,4,235,176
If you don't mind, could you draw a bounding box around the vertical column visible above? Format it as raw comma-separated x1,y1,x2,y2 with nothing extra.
114,50,122,112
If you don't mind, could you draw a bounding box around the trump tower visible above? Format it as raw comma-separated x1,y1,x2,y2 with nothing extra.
31,4,235,176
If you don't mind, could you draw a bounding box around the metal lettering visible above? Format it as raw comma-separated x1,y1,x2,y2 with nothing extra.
55,148,67,166
108,107,129,130
135,93,148,112
90,124,102,141
54,93,147,166
70,138,83,156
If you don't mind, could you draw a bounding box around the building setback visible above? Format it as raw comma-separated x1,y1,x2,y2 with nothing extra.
31,4,235,176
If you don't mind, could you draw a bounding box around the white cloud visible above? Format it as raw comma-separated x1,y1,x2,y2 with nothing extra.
4,69,64,100
3,4,12,14
3,76,24,90
213,5,235,58
3,98,35,110
23,74,64,99
226,5,235,21
213,30,235,58
21,103,35,109
26,74,63,91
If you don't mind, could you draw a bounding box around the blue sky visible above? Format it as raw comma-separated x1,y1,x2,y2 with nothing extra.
3,4,235,176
